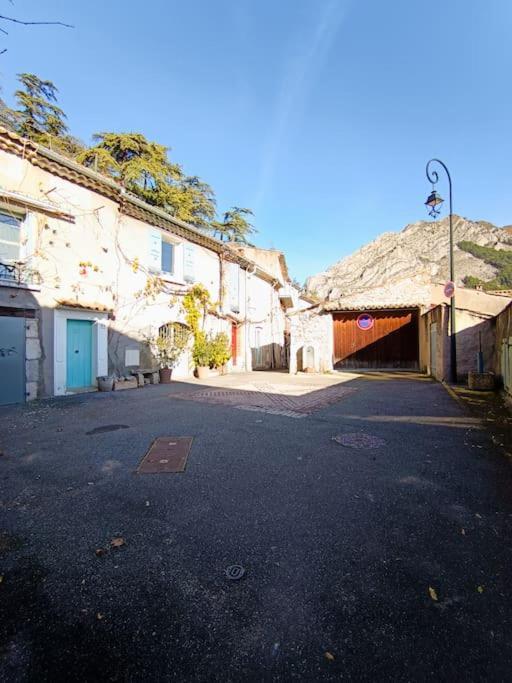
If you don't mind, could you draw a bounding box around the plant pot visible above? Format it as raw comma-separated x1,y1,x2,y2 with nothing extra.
159,367,173,384
97,376,114,392
196,366,209,380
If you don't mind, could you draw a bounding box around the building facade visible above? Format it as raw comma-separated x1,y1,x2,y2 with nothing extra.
0,128,297,404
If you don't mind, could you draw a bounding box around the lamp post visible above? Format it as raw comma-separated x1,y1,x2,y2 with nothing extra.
425,158,457,383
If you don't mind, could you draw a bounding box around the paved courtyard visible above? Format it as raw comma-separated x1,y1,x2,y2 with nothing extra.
1,371,512,680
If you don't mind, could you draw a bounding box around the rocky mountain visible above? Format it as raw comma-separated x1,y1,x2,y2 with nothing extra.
306,216,512,301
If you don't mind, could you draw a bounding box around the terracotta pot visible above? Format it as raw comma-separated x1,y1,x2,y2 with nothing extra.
196,366,209,380
159,367,173,384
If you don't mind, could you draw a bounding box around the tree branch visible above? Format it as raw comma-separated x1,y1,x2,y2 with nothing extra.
0,15,74,29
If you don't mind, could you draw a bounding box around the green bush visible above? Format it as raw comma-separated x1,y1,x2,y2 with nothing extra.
192,331,211,367
191,331,232,368
209,332,231,369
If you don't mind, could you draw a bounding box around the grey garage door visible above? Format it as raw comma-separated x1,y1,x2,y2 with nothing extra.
0,316,25,405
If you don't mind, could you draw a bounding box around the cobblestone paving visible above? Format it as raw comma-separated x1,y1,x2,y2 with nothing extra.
171,382,356,418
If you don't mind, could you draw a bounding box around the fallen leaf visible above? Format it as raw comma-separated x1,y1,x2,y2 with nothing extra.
96,612,105,620
477,585,484,593
95,548,107,557
428,586,438,601
110,537,126,549
324,651,335,661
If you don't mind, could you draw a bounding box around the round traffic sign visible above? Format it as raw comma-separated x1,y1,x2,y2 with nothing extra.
444,281,455,298
357,313,374,331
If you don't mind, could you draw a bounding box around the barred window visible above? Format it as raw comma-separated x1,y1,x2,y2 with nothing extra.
158,322,190,346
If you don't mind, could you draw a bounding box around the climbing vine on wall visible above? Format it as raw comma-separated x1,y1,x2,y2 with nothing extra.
182,283,211,335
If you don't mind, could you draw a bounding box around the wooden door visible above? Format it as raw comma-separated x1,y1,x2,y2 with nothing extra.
66,319,93,388
333,310,419,369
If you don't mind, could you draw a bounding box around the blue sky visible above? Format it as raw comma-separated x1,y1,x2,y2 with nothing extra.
1,0,511,283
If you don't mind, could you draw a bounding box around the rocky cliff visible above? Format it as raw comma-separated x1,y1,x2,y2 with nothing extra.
306,216,512,300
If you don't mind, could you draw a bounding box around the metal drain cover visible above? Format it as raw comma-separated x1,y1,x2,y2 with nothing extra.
333,433,386,449
225,564,246,580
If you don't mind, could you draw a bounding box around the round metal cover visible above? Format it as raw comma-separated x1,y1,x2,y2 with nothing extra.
333,433,385,449
225,564,246,580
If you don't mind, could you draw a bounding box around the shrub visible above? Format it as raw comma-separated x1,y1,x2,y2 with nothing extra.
209,332,231,369
192,331,211,367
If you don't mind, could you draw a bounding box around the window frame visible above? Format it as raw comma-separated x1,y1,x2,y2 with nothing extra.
160,237,175,276
0,209,23,264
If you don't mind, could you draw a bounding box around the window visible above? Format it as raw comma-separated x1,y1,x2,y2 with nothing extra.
158,322,190,347
0,212,21,263
161,240,174,274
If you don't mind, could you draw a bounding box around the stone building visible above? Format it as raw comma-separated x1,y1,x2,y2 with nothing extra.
0,127,301,404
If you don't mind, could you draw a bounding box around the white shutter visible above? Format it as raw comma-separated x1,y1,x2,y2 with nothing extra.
229,263,240,313
148,228,162,272
20,212,37,260
183,245,195,283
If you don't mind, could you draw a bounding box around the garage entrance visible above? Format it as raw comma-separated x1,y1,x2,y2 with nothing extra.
333,307,419,369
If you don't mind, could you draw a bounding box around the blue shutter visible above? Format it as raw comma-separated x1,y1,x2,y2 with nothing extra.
229,263,240,313
148,228,162,272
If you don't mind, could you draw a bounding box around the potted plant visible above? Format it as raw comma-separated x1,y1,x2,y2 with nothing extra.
192,332,211,380
209,332,231,374
97,375,114,392
152,332,188,384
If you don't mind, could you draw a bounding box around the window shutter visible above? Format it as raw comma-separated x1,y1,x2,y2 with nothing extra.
21,212,37,260
148,228,162,272
183,245,195,283
229,263,240,313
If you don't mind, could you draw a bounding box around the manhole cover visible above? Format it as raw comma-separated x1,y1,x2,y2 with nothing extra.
333,433,386,449
225,564,246,580
86,424,130,435
137,437,193,474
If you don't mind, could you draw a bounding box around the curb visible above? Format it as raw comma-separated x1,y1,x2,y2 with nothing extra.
440,380,468,412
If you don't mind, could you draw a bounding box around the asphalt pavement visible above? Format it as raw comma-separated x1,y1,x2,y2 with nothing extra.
1,371,511,681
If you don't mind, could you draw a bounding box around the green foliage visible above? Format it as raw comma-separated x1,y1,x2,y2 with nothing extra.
192,331,210,367
182,283,211,335
209,331,231,368
77,132,216,227
191,330,231,368
1,74,255,236
458,240,512,290
151,332,189,369
210,206,257,243
2,73,83,157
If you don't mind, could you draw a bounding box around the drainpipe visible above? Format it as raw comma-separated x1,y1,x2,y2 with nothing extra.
245,265,255,371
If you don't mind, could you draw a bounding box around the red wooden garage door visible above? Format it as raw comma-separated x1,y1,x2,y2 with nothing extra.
333,309,419,369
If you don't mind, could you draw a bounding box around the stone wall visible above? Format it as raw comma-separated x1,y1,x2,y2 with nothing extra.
289,310,333,374
25,317,41,400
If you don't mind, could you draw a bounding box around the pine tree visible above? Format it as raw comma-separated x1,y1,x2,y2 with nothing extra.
211,207,257,243
3,73,83,157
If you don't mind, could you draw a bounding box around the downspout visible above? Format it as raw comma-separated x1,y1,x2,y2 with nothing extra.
245,265,255,371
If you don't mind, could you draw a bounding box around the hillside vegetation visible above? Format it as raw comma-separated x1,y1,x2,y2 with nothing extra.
458,241,512,290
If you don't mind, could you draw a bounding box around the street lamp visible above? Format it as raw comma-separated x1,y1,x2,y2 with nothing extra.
425,158,457,383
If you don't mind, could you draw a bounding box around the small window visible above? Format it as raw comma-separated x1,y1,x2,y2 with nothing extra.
158,322,190,347
0,212,22,263
161,240,174,274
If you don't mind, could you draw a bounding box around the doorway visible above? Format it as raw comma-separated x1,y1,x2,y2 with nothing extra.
66,319,93,389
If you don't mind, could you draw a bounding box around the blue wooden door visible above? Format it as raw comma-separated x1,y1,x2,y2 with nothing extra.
66,319,93,388
0,316,25,405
